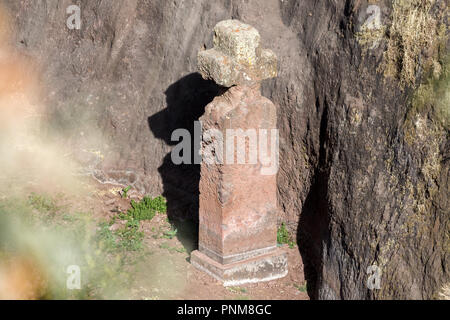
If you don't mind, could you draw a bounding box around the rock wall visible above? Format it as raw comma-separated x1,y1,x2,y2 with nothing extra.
2,0,448,299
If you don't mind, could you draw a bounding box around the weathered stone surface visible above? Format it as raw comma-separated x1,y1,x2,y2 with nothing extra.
194,22,283,285
3,0,448,299
214,20,261,64
196,85,279,265
191,247,287,286
198,20,277,87
193,19,285,284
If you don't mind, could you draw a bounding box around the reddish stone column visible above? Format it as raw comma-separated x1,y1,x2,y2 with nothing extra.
191,20,287,286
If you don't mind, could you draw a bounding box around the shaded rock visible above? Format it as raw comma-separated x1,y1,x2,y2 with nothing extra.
2,0,448,299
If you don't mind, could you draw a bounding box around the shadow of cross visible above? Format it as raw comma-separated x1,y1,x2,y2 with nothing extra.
147,73,222,254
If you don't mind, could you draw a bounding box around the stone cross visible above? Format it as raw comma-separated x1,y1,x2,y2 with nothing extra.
191,20,288,286
198,20,277,87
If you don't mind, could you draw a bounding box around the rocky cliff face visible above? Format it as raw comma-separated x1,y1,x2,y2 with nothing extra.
2,0,448,299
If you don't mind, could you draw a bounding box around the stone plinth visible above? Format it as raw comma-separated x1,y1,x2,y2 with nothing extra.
192,20,287,286
192,85,287,286
191,248,287,287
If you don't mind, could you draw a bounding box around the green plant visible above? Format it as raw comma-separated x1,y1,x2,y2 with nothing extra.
28,193,62,214
122,186,132,199
277,223,296,249
163,227,178,239
96,222,119,252
96,220,144,253
116,219,144,251
294,283,307,293
228,287,247,294
152,196,168,213
175,247,187,253
126,196,167,221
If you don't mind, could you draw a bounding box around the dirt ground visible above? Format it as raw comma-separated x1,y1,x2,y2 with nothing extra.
63,178,310,300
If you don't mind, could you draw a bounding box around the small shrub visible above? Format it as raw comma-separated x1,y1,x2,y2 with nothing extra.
294,283,307,293
96,219,144,252
121,186,131,199
150,196,168,214
163,227,178,240
96,222,118,252
277,223,296,249
126,196,167,221
175,247,187,253
28,193,62,214
116,219,144,251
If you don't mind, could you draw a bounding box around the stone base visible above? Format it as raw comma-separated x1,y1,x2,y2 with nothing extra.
191,248,288,287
